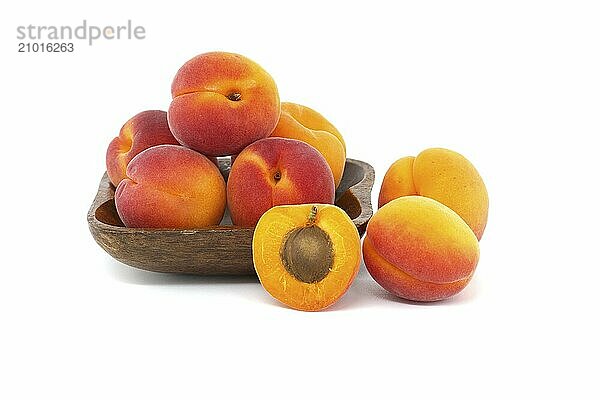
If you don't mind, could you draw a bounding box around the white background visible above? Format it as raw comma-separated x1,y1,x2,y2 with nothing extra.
2,1,599,398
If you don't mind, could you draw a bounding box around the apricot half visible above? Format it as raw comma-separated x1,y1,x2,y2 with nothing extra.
253,204,361,311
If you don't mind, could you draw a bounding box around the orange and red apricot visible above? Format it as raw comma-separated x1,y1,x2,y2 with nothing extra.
168,52,280,156
227,137,335,227
363,196,480,302
106,110,179,186
115,145,226,228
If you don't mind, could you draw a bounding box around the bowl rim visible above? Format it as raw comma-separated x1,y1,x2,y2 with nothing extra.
87,157,374,235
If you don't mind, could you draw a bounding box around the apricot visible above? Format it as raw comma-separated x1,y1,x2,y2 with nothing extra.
227,137,335,227
271,102,346,187
253,204,361,311
106,110,179,186
115,145,226,228
363,196,479,302
168,52,280,156
378,148,489,240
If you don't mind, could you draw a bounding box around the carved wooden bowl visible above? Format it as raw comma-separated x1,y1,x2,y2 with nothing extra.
88,158,374,275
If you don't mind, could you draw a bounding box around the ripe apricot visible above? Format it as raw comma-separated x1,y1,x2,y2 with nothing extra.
227,137,335,227
363,196,479,302
106,110,179,186
253,204,361,311
168,52,280,156
379,148,489,240
115,145,226,228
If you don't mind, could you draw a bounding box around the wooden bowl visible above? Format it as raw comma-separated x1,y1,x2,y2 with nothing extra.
88,158,374,275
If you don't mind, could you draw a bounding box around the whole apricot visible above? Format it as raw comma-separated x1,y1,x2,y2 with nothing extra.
106,110,179,186
379,148,489,240
227,137,335,227
363,196,479,302
168,52,280,156
115,145,226,228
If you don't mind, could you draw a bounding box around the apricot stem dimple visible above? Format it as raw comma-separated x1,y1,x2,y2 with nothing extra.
273,171,281,182
227,92,242,101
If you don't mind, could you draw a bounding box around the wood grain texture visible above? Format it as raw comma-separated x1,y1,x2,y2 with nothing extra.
88,158,374,275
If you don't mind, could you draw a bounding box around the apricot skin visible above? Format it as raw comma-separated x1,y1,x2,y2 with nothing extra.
379,148,489,240
168,52,280,156
363,196,479,302
271,102,346,187
106,110,179,187
115,145,226,229
227,137,335,227
253,204,361,311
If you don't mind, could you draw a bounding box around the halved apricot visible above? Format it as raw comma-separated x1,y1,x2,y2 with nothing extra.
252,204,361,311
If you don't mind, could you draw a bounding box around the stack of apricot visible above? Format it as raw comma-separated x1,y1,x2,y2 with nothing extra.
105,51,489,311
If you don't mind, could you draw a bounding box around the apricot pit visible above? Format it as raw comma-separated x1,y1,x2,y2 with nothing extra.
280,208,334,283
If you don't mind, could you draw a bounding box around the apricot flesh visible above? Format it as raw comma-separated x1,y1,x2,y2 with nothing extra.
379,148,489,240
253,204,361,311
